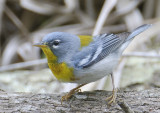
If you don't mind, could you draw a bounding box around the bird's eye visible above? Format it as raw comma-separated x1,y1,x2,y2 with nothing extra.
53,40,60,46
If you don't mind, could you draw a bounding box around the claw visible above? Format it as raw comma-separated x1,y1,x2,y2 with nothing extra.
61,84,86,104
75,88,81,92
61,90,74,104
106,88,117,105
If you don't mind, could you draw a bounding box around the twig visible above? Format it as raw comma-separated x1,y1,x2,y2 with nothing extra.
0,59,47,72
92,0,117,35
75,10,95,26
4,6,28,36
106,0,143,24
118,99,135,113
123,52,160,58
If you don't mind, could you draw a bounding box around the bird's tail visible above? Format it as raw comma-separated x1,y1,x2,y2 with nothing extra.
126,24,152,41
118,24,152,53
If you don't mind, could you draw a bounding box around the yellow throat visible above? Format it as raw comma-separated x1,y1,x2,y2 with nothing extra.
41,47,75,82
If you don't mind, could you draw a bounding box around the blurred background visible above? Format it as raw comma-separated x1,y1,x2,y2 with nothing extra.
0,0,160,94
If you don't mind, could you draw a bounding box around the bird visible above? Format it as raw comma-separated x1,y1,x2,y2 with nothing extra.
34,24,151,104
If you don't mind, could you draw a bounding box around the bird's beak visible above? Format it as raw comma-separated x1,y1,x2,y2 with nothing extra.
33,42,47,48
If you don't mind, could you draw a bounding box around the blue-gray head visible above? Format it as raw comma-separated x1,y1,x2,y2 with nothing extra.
35,32,81,62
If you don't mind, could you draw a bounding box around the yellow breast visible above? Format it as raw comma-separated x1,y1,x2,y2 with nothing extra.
48,62,75,82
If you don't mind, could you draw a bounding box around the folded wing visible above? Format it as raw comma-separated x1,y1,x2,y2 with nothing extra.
74,33,127,68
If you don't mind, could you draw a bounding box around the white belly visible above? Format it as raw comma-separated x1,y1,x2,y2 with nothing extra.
73,53,120,84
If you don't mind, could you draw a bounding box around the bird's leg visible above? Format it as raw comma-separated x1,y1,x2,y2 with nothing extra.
106,73,117,105
61,84,86,104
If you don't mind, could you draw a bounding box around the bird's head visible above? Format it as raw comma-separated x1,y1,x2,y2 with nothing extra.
34,32,80,63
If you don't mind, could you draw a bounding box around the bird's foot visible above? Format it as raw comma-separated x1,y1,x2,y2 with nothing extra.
106,88,117,105
61,84,86,104
61,88,81,102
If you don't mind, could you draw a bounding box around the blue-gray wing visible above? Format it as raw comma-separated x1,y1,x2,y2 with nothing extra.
74,33,127,68
74,24,151,68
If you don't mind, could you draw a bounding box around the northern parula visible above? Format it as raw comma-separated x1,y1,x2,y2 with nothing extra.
34,24,151,104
